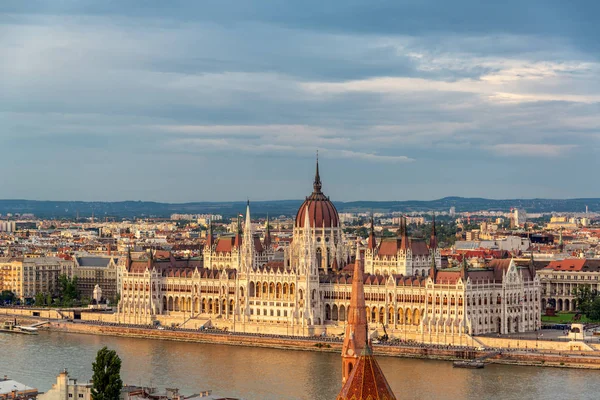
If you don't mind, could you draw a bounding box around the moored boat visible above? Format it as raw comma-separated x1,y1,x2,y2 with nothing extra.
0,321,39,335
453,360,485,369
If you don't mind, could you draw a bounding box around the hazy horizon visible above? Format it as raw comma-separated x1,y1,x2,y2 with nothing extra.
2,1,600,202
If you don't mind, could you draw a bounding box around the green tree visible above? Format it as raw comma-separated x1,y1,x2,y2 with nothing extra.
588,297,600,321
34,293,46,306
381,228,395,237
0,290,16,304
46,293,53,307
91,347,123,400
58,274,79,306
355,227,369,238
574,286,598,317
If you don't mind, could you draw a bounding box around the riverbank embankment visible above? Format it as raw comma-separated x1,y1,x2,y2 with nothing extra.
44,320,600,370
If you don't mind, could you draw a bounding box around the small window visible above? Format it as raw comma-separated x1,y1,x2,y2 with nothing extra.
68,395,73,398
79,394,84,398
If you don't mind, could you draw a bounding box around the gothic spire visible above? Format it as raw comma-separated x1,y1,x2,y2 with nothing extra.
460,256,468,280
206,219,214,248
367,215,377,251
400,216,408,251
234,214,242,248
264,213,272,249
429,251,437,281
313,150,322,193
430,213,437,250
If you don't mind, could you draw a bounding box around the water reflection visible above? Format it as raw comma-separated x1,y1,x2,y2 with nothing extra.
2,331,600,400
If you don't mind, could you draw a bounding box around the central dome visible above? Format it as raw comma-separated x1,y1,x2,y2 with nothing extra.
295,157,340,228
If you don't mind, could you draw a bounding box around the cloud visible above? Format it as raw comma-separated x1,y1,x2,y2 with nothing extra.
488,144,578,157
302,60,600,104
1,3,600,201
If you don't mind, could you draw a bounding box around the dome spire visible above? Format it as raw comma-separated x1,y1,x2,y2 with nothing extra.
313,150,322,193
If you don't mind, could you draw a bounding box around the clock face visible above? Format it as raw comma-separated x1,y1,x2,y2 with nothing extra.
347,349,354,356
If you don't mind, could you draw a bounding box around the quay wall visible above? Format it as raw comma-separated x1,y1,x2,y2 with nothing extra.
48,322,600,369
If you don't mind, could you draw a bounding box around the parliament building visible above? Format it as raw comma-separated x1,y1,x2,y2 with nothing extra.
118,160,541,343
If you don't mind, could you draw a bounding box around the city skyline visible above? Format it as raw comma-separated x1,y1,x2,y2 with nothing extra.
2,1,600,202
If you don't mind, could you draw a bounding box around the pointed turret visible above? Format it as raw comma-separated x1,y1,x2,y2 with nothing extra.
234,214,242,248
314,150,322,193
558,228,564,252
147,247,153,269
126,247,132,270
460,256,468,281
430,213,437,250
367,216,377,251
244,199,252,237
341,239,368,384
429,251,437,281
338,238,396,400
400,216,408,251
304,210,312,241
528,251,536,279
241,200,255,270
264,214,272,249
206,220,214,249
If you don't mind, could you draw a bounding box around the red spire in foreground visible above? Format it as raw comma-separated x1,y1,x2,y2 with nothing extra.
341,239,368,384
338,239,396,400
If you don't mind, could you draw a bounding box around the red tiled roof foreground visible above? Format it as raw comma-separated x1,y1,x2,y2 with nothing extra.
337,347,396,400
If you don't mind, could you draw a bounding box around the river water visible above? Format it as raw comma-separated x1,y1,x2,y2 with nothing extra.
1,331,600,400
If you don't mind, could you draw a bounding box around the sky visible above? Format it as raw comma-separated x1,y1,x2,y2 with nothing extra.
1,1,599,202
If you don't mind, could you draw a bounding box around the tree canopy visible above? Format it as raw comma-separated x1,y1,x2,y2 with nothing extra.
91,347,123,400
0,290,16,304
574,286,600,320
58,274,79,306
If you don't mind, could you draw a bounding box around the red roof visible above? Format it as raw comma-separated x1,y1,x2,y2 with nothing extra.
215,237,235,253
378,239,401,256
545,259,587,271
337,351,397,400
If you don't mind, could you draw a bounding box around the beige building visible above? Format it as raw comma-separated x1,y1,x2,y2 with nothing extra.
538,258,600,312
39,370,92,400
0,257,72,301
73,256,119,302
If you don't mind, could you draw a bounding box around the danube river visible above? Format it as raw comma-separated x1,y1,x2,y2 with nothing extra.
2,331,600,400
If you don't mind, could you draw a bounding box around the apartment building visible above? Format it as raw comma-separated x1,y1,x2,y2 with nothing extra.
0,257,72,300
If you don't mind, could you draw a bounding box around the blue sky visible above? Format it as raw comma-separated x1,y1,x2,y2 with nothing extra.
1,1,599,202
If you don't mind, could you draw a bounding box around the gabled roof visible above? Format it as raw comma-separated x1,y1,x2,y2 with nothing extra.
377,237,430,257
215,237,236,253
377,238,401,256
409,240,429,256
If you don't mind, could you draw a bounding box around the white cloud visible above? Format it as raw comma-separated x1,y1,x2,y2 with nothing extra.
487,143,578,157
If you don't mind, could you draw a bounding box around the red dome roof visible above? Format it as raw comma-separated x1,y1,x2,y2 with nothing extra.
295,158,339,228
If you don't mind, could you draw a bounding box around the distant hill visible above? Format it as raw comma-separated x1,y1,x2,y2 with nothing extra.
0,197,597,219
